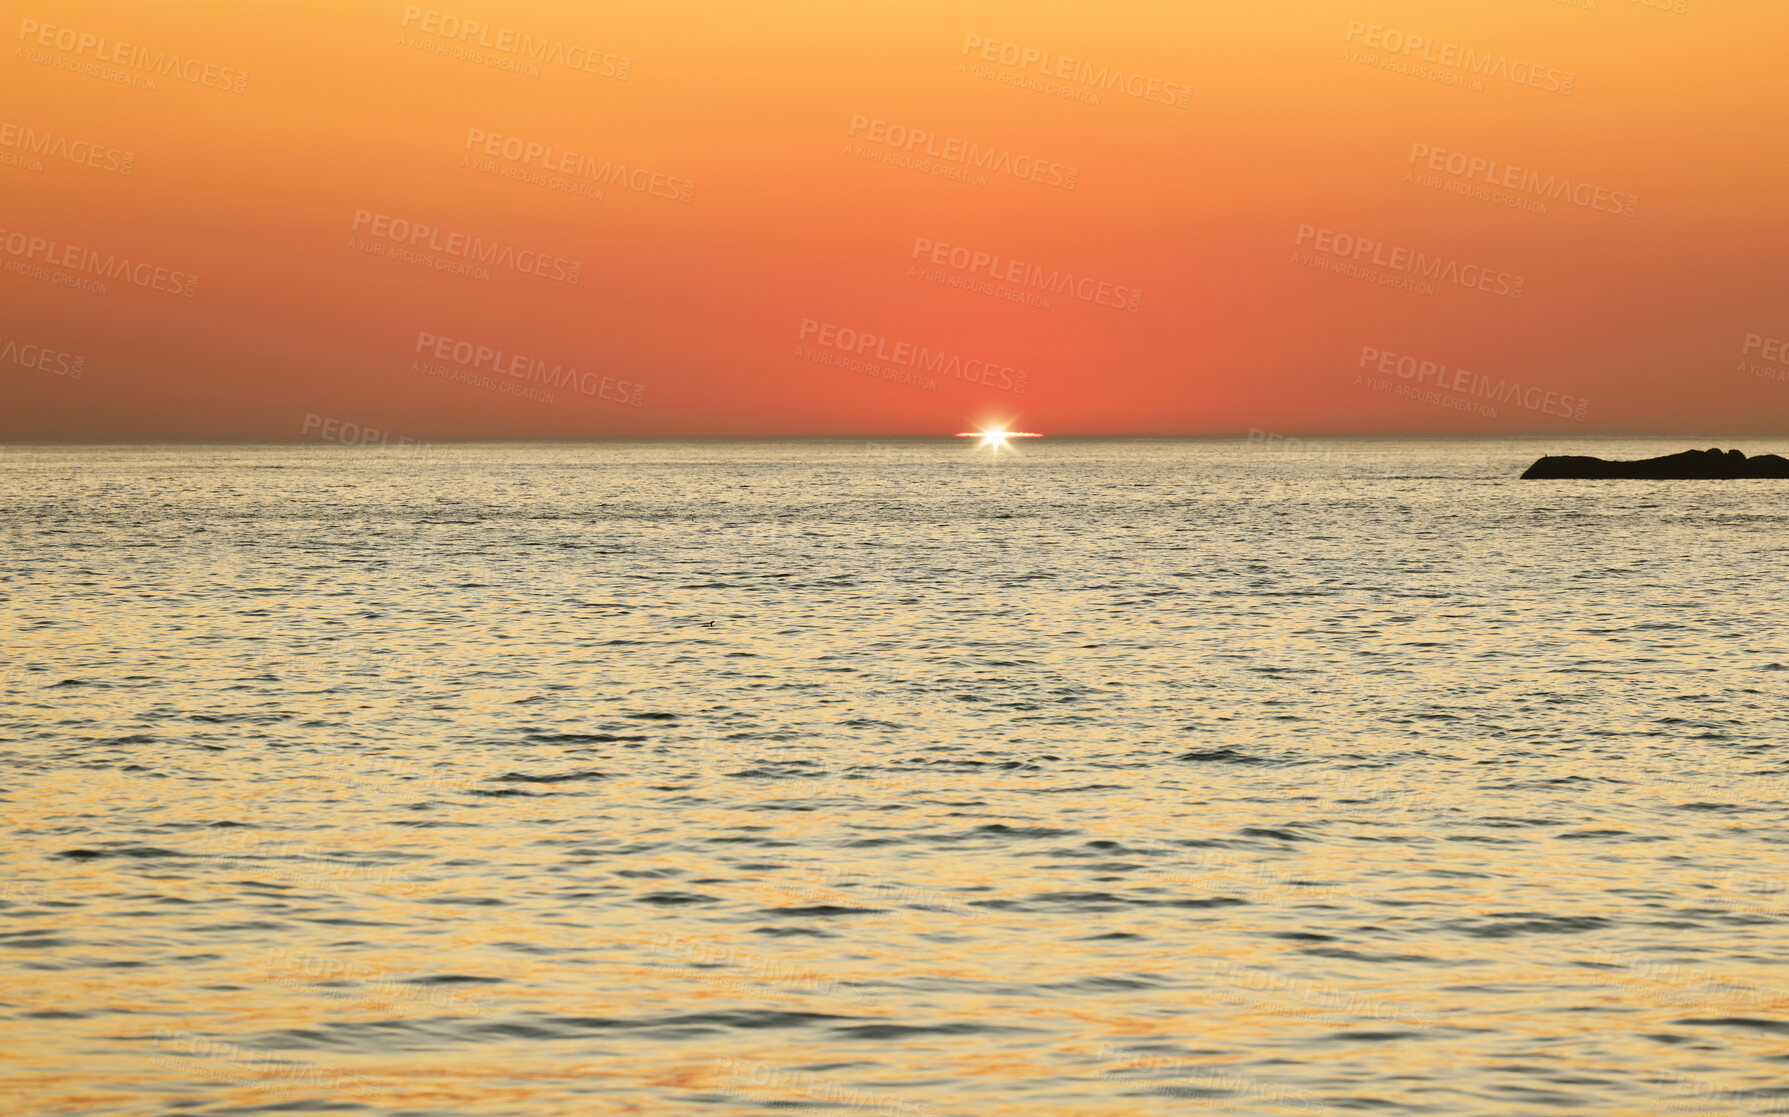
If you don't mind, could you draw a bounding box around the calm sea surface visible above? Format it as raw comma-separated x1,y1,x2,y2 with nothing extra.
5,438,1789,1116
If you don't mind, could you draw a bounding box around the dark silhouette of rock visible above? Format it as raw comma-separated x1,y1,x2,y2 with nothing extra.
1521,448,1789,479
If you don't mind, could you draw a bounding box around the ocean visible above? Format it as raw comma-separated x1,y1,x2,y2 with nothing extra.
4,438,1789,1115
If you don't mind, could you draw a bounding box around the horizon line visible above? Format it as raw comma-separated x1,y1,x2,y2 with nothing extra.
4,432,1787,447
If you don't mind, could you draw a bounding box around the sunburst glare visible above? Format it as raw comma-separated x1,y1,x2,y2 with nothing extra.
955,428,1043,453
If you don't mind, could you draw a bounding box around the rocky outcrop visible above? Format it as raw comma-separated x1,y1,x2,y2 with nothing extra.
1521,448,1789,479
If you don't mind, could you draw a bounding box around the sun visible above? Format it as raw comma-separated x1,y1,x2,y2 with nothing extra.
955,426,1042,453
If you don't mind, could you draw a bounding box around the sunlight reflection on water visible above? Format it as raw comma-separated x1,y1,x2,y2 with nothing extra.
4,439,1789,1115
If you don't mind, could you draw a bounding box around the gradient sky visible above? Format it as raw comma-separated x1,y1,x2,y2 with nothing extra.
3,0,1787,439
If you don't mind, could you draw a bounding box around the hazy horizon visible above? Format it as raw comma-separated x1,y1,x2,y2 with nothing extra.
8,432,1789,446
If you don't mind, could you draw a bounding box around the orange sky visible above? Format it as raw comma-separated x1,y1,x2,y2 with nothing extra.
3,0,1786,439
